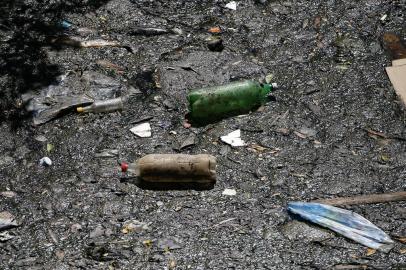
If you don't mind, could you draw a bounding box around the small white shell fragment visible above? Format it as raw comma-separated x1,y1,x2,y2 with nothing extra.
130,123,152,138
39,157,52,166
220,129,246,147
222,188,237,196
225,1,237,10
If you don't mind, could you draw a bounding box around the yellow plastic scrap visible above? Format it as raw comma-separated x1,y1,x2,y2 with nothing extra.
143,239,153,248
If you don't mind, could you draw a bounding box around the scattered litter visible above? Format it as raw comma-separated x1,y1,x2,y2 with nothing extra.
157,238,182,251
288,202,394,252
168,258,177,269
0,231,15,242
225,1,237,10
75,27,97,36
294,131,308,139
299,127,317,137
95,149,119,158
70,223,82,232
183,121,191,129
96,60,125,74
1,191,16,198
265,74,274,84
122,220,149,234
23,71,128,125
77,97,124,114
384,34,406,107
0,211,18,231
386,60,406,106
208,26,222,34
55,250,65,261
34,135,47,142
53,36,122,48
156,201,164,207
143,239,153,247
213,218,237,227
366,129,388,139
366,248,376,256
39,157,52,166
222,188,237,196
188,80,277,125
313,191,406,206
394,236,406,243
120,162,129,172
248,143,269,153
380,14,387,22
221,130,246,147
47,143,54,153
130,27,181,36
133,154,216,186
130,123,152,138
60,20,73,29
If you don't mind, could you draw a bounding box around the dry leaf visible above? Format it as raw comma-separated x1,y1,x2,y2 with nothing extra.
366,248,376,256
395,236,406,243
366,129,388,139
294,131,307,139
249,143,269,152
400,249,406,254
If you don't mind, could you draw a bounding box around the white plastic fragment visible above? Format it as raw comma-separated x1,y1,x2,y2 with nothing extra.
380,14,387,21
225,1,237,10
39,157,52,166
130,123,152,138
34,135,47,142
220,129,246,147
222,188,237,196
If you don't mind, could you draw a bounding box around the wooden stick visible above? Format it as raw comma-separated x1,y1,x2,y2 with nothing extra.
313,191,406,206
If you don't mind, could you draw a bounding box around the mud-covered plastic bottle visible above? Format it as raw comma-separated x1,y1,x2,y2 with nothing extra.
76,97,124,113
121,154,217,190
187,80,277,125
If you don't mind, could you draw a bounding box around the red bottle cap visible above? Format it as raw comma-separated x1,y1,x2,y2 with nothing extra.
121,162,129,172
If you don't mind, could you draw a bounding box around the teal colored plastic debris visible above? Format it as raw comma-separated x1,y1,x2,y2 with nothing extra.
287,202,394,252
60,20,73,29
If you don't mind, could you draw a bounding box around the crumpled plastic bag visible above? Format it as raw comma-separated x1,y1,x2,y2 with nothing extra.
22,71,127,125
287,202,394,252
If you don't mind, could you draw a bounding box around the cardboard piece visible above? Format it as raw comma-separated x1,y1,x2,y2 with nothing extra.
386,64,406,106
392,59,406,67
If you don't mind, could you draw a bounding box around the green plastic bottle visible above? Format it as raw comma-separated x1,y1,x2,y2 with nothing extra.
187,80,277,125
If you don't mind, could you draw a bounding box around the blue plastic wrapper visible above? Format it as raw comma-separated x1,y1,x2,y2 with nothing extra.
287,202,394,252
60,20,73,29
